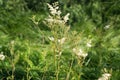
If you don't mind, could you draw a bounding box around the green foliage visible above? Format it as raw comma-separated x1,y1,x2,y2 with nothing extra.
0,0,120,80
0,0,34,39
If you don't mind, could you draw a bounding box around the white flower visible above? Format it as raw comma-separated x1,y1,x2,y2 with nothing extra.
46,2,70,25
0,52,5,61
98,73,111,80
87,40,92,47
73,48,88,58
47,3,61,16
48,37,54,41
57,10,61,16
45,14,63,24
51,9,57,15
64,13,70,22
87,43,92,47
48,37,66,44
98,77,106,80
58,51,62,56
58,37,66,44
102,73,111,79
45,18,54,23
46,18,63,24
104,25,110,29
11,40,15,45
47,3,57,15
78,49,88,58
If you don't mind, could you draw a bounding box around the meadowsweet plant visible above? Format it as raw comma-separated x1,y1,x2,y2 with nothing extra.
45,2,70,58
0,0,120,80
5,40,21,80
44,2,70,80
43,2,92,80
45,2,70,32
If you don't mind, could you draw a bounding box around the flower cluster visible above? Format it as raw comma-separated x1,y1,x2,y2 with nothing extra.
48,36,66,44
47,2,61,16
48,36,55,41
86,40,92,48
104,25,110,29
0,52,5,61
72,48,88,58
63,13,70,23
98,73,111,80
45,2,70,25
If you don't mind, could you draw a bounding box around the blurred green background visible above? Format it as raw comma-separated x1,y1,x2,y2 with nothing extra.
0,0,120,80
